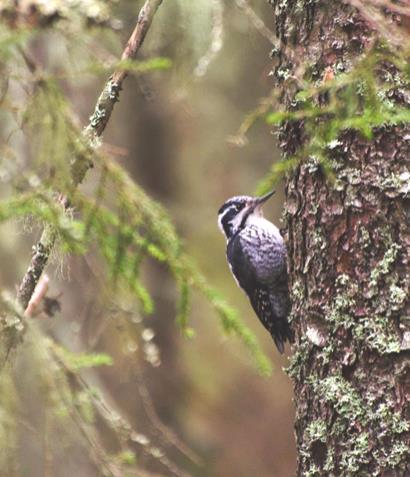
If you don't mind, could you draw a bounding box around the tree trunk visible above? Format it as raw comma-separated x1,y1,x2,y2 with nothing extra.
268,1,410,476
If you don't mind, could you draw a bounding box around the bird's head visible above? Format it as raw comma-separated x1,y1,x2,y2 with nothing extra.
217,190,275,240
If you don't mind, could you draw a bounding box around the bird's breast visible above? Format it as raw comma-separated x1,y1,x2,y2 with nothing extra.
239,223,287,283
245,217,283,242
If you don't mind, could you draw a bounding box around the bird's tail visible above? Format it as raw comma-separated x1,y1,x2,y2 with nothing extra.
273,335,285,354
272,320,293,354
269,287,293,354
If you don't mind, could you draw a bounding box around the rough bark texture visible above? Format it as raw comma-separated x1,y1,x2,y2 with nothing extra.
268,1,410,476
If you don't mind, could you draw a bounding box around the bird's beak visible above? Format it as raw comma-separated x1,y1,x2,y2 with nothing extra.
252,190,275,209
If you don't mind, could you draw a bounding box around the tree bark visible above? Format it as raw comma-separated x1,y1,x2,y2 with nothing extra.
268,1,410,476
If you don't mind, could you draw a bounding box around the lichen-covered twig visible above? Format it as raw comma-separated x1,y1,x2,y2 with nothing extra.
16,0,164,311
84,0,163,140
24,273,50,317
17,226,56,310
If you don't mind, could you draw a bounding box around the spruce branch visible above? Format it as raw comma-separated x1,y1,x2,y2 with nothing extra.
16,0,164,311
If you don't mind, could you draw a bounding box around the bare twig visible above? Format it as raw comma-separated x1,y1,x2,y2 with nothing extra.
194,0,224,77
17,226,56,310
17,45,38,74
234,0,280,48
16,0,164,311
135,368,202,466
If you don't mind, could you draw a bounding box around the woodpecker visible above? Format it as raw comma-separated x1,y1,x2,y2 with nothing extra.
217,190,292,353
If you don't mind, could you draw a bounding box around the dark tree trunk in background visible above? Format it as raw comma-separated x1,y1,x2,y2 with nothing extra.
268,1,410,476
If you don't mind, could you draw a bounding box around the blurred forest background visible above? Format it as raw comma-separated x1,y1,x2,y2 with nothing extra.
0,1,295,476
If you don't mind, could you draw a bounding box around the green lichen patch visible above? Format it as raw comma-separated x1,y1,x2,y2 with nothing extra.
324,275,357,330
388,283,407,310
380,171,410,196
353,314,401,354
359,227,371,249
368,241,401,291
317,375,366,422
302,372,410,474
305,418,327,443
323,271,403,354
339,431,370,474
291,279,305,302
285,336,311,379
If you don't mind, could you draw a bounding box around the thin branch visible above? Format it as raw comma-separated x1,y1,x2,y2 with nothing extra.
234,0,279,48
17,226,56,311
16,0,164,311
17,45,38,74
85,0,164,139
65,392,126,477
135,367,202,466
194,0,224,77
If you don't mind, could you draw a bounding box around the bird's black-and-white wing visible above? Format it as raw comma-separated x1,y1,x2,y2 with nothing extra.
227,231,292,353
